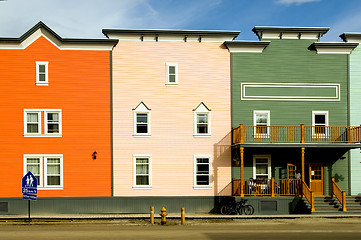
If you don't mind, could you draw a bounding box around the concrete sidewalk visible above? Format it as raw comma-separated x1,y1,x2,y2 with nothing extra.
1,213,361,221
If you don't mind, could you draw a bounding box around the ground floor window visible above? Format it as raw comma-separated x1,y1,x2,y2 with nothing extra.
194,155,212,188
133,155,152,188
253,155,271,179
23,154,63,189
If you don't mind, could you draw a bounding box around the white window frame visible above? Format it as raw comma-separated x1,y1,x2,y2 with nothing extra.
193,103,211,137
253,155,271,179
312,111,329,138
24,111,41,136
24,109,62,137
133,154,152,189
194,155,212,189
133,102,151,137
23,154,63,190
253,110,270,138
36,61,48,86
166,63,178,85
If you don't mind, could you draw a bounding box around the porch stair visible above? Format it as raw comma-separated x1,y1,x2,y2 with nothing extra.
306,196,361,214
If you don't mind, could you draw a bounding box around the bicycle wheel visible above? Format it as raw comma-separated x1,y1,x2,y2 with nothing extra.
220,205,231,215
243,205,254,215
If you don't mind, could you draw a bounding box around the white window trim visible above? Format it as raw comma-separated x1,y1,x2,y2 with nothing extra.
253,110,270,138
312,111,329,138
24,109,62,137
193,103,211,137
133,154,152,189
24,111,41,136
23,154,63,190
253,155,271,179
36,61,48,86
194,154,212,189
166,62,178,86
133,103,151,137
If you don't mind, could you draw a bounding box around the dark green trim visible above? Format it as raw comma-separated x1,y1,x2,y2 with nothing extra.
347,54,351,195
110,50,113,197
313,42,358,48
252,26,329,40
234,143,361,149
340,33,361,42
0,21,118,45
224,41,270,48
102,29,240,39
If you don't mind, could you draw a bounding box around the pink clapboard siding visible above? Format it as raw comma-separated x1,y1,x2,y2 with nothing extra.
112,41,231,196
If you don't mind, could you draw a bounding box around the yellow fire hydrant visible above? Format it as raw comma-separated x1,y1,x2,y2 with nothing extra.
160,206,168,225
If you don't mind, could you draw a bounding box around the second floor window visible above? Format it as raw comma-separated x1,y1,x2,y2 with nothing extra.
133,102,151,136
166,63,178,85
312,111,328,136
36,62,48,86
24,109,62,137
254,111,270,137
193,103,211,136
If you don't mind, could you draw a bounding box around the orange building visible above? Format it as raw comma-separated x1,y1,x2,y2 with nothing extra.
0,22,117,198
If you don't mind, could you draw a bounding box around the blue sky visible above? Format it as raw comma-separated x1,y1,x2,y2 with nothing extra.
1,0,361,41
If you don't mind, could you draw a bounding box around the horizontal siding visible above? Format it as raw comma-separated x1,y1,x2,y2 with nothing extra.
112,41,231,196
0,37,111,197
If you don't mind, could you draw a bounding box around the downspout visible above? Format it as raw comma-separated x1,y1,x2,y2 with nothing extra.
110,50,114,197
347,54,351,195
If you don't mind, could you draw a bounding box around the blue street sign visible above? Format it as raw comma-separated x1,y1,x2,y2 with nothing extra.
22,171,37,201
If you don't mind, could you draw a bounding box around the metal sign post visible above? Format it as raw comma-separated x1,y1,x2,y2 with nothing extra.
22,172,38,223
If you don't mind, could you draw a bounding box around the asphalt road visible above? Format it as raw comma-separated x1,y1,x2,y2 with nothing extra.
0,218,361,239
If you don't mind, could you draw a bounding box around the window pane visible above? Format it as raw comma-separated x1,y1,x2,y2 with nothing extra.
197,164,209,174
137,124,148,133
137,114,147,123
168,75,176,83
315,114,325,124
255,126,267,134
47,113,59,122
27,165,40,175
136,164,149,174
136,176,149,185
256,158,268,164
197,114,208,123
47,124,59,133
256,164,268,175
27,124,39,133
136,158,149,164
256,114,268,124
47,176,60,186
196,175,209,185
39,65,46,72
39,73,46,82
27,158,40,164
47,165,60,174
315,126,326,134
169,66,175,74
27,113,38,122
197,124,208,134
197,158,209,164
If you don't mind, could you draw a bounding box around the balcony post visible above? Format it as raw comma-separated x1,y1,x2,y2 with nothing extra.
240,147,244,197
300,124,305,143
301,147,305,182
271,177,275,197
240,124,244,144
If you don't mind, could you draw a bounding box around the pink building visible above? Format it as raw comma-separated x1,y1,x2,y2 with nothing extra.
103,29,239,210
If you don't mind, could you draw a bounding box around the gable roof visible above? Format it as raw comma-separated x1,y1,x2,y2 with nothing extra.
0,21,118,50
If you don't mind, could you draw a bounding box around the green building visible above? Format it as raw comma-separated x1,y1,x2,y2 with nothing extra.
225,27,359,214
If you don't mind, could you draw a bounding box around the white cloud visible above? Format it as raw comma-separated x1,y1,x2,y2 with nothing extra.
276,0,320,5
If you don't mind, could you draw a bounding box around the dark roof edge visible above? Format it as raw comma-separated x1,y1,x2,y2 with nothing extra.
224,41,271,47
340,33,361,42
0,21,118,45
313,42,359,48
102,29,240,38
252,26,330,33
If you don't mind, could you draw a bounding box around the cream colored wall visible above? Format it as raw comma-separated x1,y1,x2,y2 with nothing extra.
112,41,231,196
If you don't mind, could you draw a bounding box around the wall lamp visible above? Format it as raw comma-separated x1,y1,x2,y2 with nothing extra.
92,151,97,160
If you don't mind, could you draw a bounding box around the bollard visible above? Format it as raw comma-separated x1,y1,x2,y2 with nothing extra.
160,206,168,225
150,206,154,224
181,208,185,225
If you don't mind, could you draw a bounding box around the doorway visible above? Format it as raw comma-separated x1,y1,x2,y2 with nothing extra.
309,163,324,195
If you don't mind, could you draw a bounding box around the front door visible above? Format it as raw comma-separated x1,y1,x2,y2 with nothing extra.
310,164,324,195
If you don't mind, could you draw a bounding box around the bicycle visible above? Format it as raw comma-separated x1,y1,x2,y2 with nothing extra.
220,199,254,215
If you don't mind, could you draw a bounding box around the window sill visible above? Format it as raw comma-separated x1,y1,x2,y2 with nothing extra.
36,82,49,86
133,186,152,189
24,134,62,138
193,186,212,190
193,134,211,138
38,187,63,190
133,134,151,137
166,83,178,86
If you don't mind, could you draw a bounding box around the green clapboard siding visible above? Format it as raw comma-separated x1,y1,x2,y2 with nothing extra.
231,39,349,193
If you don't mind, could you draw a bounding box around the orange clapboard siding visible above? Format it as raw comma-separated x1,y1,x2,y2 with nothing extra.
0,36,111,197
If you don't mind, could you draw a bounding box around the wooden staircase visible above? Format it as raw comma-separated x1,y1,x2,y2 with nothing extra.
303,196,361,214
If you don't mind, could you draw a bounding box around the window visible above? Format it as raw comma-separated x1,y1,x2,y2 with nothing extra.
133,155,152,188
193,103,211,136
166,63,178,85
312,111,328,137
133,102,151,136
36,62,48,86
24,109,62,137
194,155,212,188
24,154,63,189
253,155,271,179
254,110,270,137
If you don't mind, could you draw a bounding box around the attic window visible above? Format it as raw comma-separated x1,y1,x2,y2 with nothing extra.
36,62,48,86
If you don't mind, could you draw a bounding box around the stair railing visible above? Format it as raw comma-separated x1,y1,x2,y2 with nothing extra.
331,177,347,212
302,181,315,212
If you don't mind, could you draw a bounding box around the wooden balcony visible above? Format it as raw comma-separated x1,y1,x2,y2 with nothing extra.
233,124,361,145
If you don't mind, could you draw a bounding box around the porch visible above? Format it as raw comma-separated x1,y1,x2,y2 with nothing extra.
231,124,361,212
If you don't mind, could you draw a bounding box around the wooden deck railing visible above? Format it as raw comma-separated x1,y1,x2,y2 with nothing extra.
232,178,301,196
302,181,315,212
232,124,361,144
331,177,347,212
